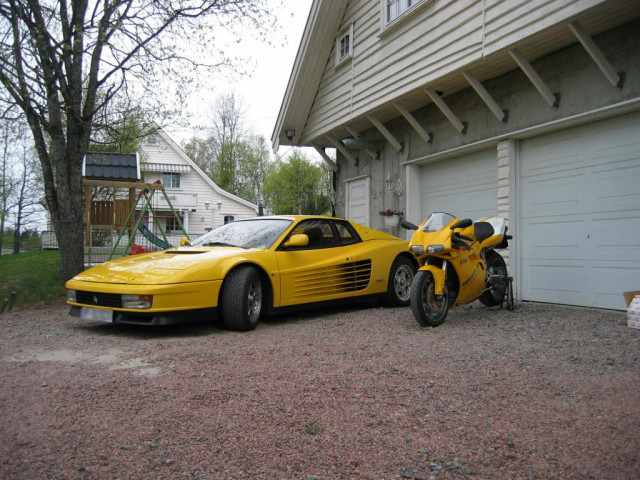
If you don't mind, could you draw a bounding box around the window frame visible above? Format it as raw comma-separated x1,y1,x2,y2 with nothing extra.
380,0,429,32
162,172,181,189
335,23,354,67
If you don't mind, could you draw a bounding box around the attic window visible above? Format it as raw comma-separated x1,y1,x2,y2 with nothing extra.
382,0,428,27
335,23,354,67
147,134,159,145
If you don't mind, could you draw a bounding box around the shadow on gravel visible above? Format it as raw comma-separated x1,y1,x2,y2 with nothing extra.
72,320,227,340
69,298,385,339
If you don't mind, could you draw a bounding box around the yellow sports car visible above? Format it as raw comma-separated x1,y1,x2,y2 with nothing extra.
66,216,416,331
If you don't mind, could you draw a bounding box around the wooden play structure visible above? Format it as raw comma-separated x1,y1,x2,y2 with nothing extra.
83,179,188,263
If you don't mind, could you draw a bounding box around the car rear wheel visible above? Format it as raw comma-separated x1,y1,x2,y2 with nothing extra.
381,256,416,307
221,266,263,331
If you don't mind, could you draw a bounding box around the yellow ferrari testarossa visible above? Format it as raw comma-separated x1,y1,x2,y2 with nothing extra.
66,216,417,331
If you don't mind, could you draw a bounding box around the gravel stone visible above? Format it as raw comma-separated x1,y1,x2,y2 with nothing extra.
0,301,639,479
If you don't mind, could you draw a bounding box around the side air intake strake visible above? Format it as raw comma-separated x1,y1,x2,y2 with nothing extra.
293,260,372,297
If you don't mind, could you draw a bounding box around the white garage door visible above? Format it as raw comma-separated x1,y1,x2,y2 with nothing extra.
421,149,498,221
520,111,640,310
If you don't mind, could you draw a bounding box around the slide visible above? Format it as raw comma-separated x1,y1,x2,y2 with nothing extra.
137,223,172,249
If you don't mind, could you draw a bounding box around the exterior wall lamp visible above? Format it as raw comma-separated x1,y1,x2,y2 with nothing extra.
217,200,223,210
204,201,211,210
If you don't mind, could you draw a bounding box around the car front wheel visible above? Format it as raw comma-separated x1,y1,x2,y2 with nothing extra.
221,266,263,331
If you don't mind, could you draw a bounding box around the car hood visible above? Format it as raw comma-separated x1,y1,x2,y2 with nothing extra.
71,247,250,285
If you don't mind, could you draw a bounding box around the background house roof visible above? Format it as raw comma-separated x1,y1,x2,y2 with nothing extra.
82,152,140,181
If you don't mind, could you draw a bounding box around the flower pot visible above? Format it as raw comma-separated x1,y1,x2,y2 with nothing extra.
383,215,400,228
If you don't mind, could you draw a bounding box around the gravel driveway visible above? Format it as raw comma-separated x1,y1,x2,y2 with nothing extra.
0,300,638,480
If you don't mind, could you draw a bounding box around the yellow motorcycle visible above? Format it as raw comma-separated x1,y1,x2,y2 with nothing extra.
402,212,513,327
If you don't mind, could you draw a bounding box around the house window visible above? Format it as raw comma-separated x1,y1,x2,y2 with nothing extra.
224,215,235,224
335,23,354,66
166,215,181,232
162,172,180,189
383,0,426,26
147,134,159,145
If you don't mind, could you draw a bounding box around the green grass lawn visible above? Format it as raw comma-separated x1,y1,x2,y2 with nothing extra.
0,250,65,308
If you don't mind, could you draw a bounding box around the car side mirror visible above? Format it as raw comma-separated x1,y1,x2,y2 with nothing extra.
284,233,309,248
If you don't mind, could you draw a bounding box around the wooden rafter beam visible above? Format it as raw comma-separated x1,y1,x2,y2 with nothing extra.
462,70,508,122
327,135,357,165
312,145,338,171
425,88,467,133
367,115,402,152
569,20,624,88
345,126,378,159
509,48,559,107
394,103,432,143
82,179,164,190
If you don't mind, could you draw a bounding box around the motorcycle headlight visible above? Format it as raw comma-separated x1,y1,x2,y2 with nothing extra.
410,245,425,255
427,244,445,254
122,294,153,309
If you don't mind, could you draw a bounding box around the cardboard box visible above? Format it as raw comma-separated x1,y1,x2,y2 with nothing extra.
623,291,640,330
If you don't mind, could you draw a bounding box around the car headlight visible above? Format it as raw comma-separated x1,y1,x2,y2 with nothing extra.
122,294,153,309
66,289,76,302
427,244,445,254
410,245,425,255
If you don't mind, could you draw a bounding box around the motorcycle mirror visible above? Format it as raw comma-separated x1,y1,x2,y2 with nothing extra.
400,220,418,231
450,218,473,230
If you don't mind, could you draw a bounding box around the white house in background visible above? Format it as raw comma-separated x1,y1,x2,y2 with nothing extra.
140,128,258,237
273,0,640,310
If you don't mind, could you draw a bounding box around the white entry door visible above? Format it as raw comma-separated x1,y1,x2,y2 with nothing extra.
346,177,370,226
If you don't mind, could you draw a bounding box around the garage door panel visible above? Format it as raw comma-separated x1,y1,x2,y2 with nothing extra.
522,172,584,217
520,110,640,309
522,219,585,260
521,133,583,177
422,149,497,221
589,159,640,212
590,214,640,261
524,264,587,304
591,263,640,309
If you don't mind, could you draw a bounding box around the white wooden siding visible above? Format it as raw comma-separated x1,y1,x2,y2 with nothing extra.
140,136,256,236
302,0,607,143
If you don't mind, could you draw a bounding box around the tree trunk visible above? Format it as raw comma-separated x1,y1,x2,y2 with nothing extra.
54,217,86,281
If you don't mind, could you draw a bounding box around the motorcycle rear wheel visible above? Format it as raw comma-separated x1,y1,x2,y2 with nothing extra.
479,250,507,307
410,270,449,327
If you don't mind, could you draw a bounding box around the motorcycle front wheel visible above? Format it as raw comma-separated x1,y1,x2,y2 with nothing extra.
410,270,449,327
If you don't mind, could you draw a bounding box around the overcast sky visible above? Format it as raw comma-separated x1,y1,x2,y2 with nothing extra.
166,0,314,158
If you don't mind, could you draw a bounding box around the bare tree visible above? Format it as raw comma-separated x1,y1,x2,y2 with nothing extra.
0,0,277,280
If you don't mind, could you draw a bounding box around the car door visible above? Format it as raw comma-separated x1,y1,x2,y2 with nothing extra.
274,219,352,306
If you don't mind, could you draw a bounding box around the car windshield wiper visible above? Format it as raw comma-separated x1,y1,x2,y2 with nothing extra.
199,241,238,247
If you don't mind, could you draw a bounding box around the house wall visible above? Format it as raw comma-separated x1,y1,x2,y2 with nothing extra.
303,0,611,142
334,19,640,232
140,137,257,237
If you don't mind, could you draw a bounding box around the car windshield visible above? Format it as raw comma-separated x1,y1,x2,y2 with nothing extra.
190,219,293,249
422,212,456,232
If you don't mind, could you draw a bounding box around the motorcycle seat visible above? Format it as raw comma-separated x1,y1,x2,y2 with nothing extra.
473,221,495,243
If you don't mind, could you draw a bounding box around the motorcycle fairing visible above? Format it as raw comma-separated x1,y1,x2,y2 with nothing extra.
417,265,446,295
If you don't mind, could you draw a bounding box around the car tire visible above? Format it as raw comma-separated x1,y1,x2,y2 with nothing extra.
221,266,263,331
381,256,416,307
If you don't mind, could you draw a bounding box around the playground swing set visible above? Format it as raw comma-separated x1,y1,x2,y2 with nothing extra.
83,178,189,262
109,180,189,259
